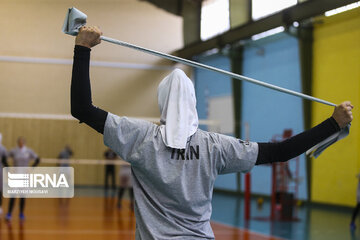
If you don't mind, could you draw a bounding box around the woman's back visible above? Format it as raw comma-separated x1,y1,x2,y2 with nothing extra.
104,113,258,239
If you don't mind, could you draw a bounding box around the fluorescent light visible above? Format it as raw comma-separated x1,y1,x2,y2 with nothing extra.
325,1,360,17
251,26,285,41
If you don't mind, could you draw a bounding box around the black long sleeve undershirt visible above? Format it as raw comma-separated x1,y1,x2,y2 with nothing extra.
256,117,340,165
71,45,108,134
70,45,341,165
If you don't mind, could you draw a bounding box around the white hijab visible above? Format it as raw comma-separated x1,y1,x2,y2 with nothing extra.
158,69,198,149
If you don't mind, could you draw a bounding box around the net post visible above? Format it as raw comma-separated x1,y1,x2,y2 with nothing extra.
244,172,251,221
244,122,251,221
271,163,277,220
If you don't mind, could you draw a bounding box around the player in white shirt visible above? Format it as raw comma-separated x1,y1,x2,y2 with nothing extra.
5,137,40,221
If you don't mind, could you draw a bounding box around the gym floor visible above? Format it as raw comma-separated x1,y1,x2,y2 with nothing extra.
211,192,356,240
0,190,355,240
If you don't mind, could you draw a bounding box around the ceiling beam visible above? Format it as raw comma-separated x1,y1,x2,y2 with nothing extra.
139,0,183,16
173,0,358,59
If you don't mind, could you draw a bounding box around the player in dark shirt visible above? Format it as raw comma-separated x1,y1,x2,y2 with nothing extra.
104,148,117,195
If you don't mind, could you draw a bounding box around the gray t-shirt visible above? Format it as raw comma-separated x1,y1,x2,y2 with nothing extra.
9,146,38,167
104,113,258,240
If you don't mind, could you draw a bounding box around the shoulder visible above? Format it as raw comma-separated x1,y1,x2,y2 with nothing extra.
196,129,236,144
193,129,229,152
105,113,156,130
103,113,159,149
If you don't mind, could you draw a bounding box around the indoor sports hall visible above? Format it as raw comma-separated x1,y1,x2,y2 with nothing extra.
0,0,358,239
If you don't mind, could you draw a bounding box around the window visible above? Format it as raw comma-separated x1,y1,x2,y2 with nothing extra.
252,0,297,20
201,0,230,41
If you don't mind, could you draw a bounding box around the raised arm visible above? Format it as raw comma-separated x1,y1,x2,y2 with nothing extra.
71,26,108,134
256,101,353,165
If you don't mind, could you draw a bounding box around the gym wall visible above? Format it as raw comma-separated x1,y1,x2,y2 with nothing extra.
311,8,360,207
241,33,307,200
0,0,184,186
194,53,236,191
193,33,308,200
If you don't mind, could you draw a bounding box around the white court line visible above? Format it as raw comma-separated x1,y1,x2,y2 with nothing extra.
0,55,174,71
211,220,287,240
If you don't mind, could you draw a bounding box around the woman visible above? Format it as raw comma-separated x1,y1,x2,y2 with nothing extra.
70,26,353,239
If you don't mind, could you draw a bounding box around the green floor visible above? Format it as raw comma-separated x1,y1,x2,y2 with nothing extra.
211,192,358,240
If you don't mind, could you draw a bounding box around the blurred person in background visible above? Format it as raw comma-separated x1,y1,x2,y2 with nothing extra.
0,133,8,215
5,137,40,221
350,172,360,230
104,148,117,196
117,162,134,210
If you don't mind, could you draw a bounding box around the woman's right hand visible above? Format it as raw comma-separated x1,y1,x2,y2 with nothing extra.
75,26,102,48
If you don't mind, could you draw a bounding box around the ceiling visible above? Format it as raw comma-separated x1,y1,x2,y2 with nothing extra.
140,0,202,16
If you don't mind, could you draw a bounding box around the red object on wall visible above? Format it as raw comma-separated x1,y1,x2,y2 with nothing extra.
245,173,251,221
